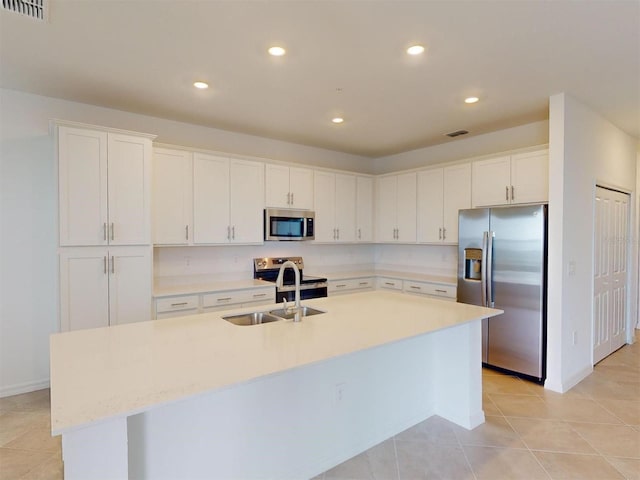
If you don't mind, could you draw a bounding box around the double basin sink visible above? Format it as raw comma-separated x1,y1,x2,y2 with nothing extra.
222,306,325,326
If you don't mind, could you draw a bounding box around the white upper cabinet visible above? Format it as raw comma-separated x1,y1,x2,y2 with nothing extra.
152,148,193,245
193,153,264,244
356,176,374,242
472,150,548,207
375,172,417,243
418,163,471,244
265,164,313,210
313,171,356,242
59,246,151,332
57,125,152,246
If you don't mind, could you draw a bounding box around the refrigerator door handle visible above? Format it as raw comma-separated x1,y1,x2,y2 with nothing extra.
481,231,489,307
487,231,495,307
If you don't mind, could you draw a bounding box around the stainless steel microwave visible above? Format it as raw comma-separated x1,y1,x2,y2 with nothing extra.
264,208,315,241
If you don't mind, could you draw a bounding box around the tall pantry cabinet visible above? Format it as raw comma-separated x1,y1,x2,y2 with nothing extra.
54,122,155,332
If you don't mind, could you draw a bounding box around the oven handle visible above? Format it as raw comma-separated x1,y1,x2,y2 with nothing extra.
276,282,328,292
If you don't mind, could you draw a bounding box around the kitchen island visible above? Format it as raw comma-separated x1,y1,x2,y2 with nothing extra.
50,291,501,479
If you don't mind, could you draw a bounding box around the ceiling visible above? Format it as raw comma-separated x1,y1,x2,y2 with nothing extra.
1,1,638,158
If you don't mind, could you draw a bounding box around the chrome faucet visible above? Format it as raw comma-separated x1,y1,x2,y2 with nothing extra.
275,260,301,322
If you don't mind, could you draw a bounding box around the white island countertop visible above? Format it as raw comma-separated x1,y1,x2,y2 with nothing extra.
50,291,501,435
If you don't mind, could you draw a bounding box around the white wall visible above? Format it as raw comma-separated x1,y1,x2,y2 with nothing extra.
373,120,549,174
546,93,638,393
0,88,370,396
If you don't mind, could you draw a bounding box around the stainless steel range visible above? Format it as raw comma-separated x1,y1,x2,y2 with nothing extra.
253,257,328,303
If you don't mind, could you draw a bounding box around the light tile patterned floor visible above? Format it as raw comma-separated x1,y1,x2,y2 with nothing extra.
0,335,637,479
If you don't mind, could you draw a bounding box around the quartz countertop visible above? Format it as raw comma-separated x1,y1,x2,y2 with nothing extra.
50,291,501,434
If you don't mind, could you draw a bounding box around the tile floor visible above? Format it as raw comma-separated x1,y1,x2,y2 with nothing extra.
0,337,637,479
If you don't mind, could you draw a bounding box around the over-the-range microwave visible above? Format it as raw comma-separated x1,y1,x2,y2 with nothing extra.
264,208,315,241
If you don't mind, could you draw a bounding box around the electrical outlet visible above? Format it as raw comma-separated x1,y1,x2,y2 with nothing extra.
335,383,346,404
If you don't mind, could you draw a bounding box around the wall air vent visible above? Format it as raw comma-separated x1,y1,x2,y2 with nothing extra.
445,130,469,138
2,0,47,21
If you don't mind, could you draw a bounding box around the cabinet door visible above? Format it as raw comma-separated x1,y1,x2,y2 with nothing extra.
289,167,314,209
107,134,151,245
356,176,373,242
442,163,471,244
59,248,109,331
152,148,193,245
335,174,357,242
58,127,108,246
375,176,397,242
417,169,444,243
313,171,336,242
396,172,417,242
510,150,548,204
108,247,151,325
193,153,230,244
229,159,264,243
265,164,291,208
472,156,511,207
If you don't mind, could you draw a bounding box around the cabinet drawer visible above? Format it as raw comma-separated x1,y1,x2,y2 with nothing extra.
202,291,244,308
239,288,274,304
404,281,456,299
156,295,199,313
377,277,403,290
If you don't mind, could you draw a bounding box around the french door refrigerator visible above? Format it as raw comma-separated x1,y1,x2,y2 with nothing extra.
458,204,547,383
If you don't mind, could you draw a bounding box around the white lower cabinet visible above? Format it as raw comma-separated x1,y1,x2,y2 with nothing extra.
59,246,151,331
403,281,456,301
328,277,374,295
154,286,274,319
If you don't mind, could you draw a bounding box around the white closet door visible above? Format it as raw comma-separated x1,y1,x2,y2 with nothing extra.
593,186,629,364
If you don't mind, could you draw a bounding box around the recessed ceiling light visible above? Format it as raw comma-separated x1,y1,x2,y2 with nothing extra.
464,96,479,104
406,45,425,55
332,117,344,124
268,46,286,56
193,81,209,89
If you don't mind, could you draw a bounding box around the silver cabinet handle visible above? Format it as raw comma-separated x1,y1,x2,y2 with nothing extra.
111,256,115,274
103,223,107,241
232,226,235,240
110,223,114,241
439,227,442,240
336,284,347,288
217,297,232,302
358,228,361,240
185,225,189,240
385,282,395,286
253,293,267,298
410,285,421,290
442,227,446,240
506,186,509,201
103,256,107,274
171,302,188,307
359,282,369,286
336,228,339,240
290,192,294,205
435,289,447,293
333,228,337,240
511,185,515,201
227,226,231,240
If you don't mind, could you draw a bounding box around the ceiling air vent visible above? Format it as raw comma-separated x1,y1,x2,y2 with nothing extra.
2,0,47,21
445,130,469,138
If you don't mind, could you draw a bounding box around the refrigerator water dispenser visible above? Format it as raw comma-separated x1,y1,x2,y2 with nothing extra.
464,248,482,280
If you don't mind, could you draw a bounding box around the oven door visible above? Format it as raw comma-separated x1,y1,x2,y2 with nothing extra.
276,284,328,303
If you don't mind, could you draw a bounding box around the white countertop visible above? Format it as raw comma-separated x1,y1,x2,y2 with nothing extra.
307,269,456,286
154,278,273,297
50,291,500,434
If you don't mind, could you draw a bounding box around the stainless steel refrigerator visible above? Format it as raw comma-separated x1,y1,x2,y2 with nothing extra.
458,204,547,382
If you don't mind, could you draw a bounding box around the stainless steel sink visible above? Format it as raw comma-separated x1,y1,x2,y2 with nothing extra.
268,306,326,320
222,311,282,326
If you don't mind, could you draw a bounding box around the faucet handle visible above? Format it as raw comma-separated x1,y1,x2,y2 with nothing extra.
282,299,289,312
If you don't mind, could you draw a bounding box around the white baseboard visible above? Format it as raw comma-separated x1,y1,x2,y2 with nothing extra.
544,365,592,393
0,378,50,398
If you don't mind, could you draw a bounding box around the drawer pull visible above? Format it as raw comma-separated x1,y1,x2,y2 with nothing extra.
384,282,395,286
253,293,267,298
336,284,347,288
410,286,421,290
217,297,232,302
171,302,188,307
359,282,369,286
435,289,447,293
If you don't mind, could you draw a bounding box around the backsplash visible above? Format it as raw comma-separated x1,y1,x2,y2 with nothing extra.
154,243,457,284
